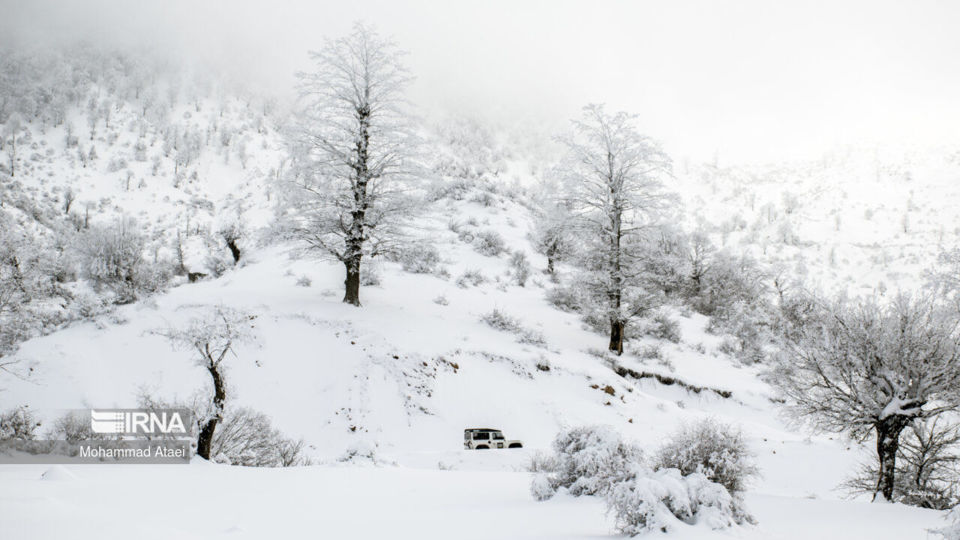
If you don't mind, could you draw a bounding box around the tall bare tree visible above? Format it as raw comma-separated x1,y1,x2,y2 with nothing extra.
559,104,673,354
774,294,960,502
290,23,419,306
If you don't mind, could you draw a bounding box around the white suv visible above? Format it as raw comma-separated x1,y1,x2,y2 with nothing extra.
463,428,523,450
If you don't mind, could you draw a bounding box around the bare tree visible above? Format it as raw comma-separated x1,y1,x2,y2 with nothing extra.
2,113,21,177
79,217,149,304
558,104,673,354
532,187,575,276
843,416,960,508
156,306,258,460
927,247,960,313
290,22,419,306
774,294,960,502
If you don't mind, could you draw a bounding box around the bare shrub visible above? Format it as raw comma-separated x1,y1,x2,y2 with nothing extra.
50,411,103,443
360,264,381,286
80,217,167,303
394,242,442,274
455,269,486,288
646,312,681,343
211,406,310,467
481,309,546,347
473,229,506,257
509,251,531,287
546,284,583,312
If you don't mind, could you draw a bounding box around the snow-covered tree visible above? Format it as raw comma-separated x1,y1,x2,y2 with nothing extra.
558,104,673,354
774,294,960,502
2,113,21,177
156,306,259,460
845,415,960,508
289,22,420,306
79,218,149,304
532,188,575,276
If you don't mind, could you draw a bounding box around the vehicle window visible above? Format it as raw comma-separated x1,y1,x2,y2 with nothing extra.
474,432,489,440
464,432,470,440
492,432,505,440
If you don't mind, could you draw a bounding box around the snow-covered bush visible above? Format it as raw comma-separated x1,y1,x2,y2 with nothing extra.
0,406,40,440
509,251,531,287
690,251,767,318
546,284,583,312
456,269,487,288
50,411,102,443
535,425,644,499
655,419,758,496
529,450,559,472
645,312,681,343
654,418,758,523
393,242,442,274
473,229,506,257
481,309,546,346
211,406,309,467
635,224,691,297
531,472,556,501
338,441,380,464
204,250,233,279
360,264,381,286
80,218,166,303
606,467,736,535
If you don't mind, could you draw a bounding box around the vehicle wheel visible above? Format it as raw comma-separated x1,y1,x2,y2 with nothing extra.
476,445,489,450
508,443,523,449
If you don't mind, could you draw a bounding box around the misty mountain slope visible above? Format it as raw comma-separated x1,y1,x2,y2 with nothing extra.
4,177,868,499
677,148,960,296
3,81,283,254
0,232,945,539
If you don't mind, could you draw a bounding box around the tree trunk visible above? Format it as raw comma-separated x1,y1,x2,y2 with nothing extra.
341,104,370,307
545,238,558,275
874,416,909,502
343,255,362,306
225,238,241,264
196,363,227,460
609,319,624,355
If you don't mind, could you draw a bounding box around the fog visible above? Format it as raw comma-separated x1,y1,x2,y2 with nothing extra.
3,0,959,162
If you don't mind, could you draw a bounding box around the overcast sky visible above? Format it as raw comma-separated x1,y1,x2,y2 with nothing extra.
3,0,959,162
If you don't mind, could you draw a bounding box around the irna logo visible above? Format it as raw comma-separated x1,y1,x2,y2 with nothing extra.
90,409,190,436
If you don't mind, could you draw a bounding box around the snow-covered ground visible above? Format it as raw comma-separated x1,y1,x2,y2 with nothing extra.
0,227,947,538
0,461,944,540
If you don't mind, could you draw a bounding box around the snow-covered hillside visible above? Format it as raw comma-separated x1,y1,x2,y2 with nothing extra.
1,41,957,540
677,146,960,297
